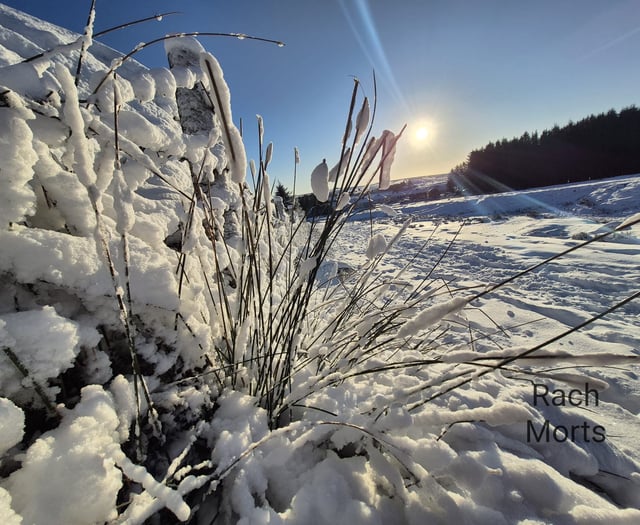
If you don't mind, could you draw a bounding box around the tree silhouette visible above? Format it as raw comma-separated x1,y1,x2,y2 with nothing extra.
450,106,640,194
274,182,293,207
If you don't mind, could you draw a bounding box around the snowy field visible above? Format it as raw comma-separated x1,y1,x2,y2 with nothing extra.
1,3,640,524
323,175,640,523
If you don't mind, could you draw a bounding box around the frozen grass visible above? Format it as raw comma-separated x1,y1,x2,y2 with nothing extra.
192,74,414,426
1,4,639,524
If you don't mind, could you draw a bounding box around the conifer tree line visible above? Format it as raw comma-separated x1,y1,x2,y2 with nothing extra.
448,106,640,194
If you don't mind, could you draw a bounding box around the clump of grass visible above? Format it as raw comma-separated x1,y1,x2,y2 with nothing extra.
180,69,411,425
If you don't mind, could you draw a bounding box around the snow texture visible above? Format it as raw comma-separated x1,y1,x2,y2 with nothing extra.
0,397,23,455
0,307,100,402
311,159,330,202
397,296,469,338
336,192,351,211
365,233,387,259
378,130,396,191
354,96,370,145
329,146,351,183
200,52,247,183
0,105,38,226
7,385,123,525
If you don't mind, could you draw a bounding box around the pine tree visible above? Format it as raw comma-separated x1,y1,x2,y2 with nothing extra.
275,182,293,206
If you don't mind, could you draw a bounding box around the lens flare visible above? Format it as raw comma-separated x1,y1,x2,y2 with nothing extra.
338,0,408,112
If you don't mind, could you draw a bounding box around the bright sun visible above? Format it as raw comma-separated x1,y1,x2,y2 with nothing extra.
415,126,429,141
411,123,434,149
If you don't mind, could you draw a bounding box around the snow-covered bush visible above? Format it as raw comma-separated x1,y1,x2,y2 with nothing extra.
0,6,263,522
0,5,413,522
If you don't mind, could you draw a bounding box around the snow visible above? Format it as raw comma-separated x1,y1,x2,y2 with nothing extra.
619,212,640,230
0,4,639,525
394,174,640,220
336,191,351,211
56,64,98,188
378,130,396,191
130,70,155,102
200,52,247,184
377,203,398,216
365,232,387,259
397,296,469,338
0,105,37,226
310,158,330,202
0,307,100,402
7,385,123,525
0,397,23,455
329,147,351,183
0,487,22,525
149,67,176,99
354,96,370,145
116,110,172,150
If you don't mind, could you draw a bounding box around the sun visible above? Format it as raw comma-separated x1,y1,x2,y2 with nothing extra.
415,126,430,141
411,122,435,149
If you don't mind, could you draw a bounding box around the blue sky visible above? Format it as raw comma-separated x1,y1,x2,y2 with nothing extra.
5,0,640,192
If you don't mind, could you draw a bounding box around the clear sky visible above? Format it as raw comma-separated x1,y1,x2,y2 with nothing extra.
4,0,640,192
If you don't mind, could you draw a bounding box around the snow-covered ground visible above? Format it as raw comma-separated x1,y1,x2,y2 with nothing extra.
324,175,640,523
1,4,639,524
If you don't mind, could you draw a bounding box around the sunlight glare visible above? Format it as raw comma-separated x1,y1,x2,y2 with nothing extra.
410,121,435,149
416,126,429,141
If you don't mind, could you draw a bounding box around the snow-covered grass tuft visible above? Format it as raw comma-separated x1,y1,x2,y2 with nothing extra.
174,70,439,432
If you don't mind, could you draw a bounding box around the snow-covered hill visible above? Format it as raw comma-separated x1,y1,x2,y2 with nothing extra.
1,4,639,525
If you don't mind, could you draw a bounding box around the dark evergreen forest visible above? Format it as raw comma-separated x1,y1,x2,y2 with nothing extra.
448,106,640,194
